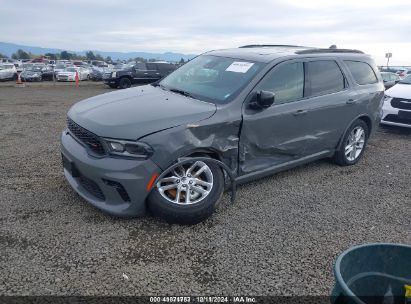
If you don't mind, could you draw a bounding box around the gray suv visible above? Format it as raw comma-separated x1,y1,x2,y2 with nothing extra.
61,45,384,224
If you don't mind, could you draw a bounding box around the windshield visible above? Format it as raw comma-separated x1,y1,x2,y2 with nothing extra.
381,73,391,81
0,64,14,70
55,64,65,69
399,74,411,84
27,67,42,72
159,55,265,104
65,68,77,72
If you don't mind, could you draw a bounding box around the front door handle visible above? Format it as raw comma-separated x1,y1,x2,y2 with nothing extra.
346,99,358,104
293,109,308,116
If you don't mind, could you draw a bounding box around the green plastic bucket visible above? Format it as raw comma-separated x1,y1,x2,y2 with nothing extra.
332,243,411,304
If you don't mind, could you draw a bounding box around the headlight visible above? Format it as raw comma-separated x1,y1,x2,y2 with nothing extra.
111,72,116,78
33,73,39,77
105,139,153,159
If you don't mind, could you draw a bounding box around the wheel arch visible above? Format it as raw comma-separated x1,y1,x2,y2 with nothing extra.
336,114,372,151
183,148,223,161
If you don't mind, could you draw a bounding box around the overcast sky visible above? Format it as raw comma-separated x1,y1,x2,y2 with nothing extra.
1,0,410,65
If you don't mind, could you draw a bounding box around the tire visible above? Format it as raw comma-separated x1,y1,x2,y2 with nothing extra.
118,77,131,89
148,160,224,225
334,119,369,166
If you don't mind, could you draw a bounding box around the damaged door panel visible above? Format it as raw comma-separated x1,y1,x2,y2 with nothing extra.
239,60,312,174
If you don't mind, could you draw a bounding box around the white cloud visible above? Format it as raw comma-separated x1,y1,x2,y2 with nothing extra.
0,0,410,65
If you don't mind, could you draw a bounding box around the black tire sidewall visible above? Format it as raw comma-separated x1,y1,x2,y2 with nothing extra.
340,120,369,165
148,161,224,225
119,78,131,89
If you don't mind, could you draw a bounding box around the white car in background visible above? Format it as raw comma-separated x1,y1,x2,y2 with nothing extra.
56,67,88,82
53,63,67,76
381,73,411,128
0,63,17,80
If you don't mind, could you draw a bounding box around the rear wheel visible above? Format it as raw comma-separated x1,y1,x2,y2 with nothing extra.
148,160,224,225
119,77,131,89
334,119,368,166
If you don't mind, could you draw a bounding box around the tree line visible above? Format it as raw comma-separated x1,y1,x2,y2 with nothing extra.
1,49,186,64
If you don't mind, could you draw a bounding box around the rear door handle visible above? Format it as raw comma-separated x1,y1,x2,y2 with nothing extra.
293,109,308,116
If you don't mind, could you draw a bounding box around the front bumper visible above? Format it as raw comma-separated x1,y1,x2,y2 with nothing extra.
381,98,411,128
104,77,118,85
21,76,41,82
57,76,75,81
61,130,161,217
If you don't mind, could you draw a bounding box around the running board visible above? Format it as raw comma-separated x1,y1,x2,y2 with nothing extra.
235,150,333,185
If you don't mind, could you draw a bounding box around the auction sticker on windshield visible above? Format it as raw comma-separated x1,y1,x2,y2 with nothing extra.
226,62,254,73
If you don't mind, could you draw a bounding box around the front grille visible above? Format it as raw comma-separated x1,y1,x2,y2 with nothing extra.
391,98,411,110
79,175,105,201
67,118,106,155
383,114,411,125
103,73,111,79
103,179,131,202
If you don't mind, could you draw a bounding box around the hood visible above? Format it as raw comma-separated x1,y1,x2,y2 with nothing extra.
68,85,217,140
59,71,76,76
386,83,411,99
23,70,41,75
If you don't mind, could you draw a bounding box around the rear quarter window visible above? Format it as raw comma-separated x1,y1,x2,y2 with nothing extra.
305,60,346,96
344,60,378,85
146,63,158,70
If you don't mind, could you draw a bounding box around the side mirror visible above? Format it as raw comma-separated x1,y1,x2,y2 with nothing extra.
250,90,275,109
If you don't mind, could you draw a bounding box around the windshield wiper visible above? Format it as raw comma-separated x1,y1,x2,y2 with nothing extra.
169,88,193,97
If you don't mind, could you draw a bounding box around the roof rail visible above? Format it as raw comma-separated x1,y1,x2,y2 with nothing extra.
296,48,364,54
239,44,307,48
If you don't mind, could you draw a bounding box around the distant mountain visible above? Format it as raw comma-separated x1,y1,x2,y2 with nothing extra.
0,41,196,62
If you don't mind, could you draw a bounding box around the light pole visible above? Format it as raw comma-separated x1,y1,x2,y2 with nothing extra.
385,53,392,68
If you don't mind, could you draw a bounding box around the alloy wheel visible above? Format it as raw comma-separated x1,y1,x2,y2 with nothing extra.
345,126,365,162
157,161,213,205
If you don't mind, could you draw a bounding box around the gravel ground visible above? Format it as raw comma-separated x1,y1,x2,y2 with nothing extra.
0,85,410,296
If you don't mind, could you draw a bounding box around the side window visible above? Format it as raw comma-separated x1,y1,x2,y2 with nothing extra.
135,63,146,70
257,62,304,104
146,63,157,70
157,63,170,72
344,60,378,85
305,60,345,96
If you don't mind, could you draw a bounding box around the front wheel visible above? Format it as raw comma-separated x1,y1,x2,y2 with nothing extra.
334,119,369,166
148,160,224,225
118,77,131,89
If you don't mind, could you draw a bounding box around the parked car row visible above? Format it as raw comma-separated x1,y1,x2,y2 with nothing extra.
0,58,117,82
0,58,180,84
379,66,411,80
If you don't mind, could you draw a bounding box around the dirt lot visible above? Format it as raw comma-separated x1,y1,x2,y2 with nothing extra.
0,84,410,296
